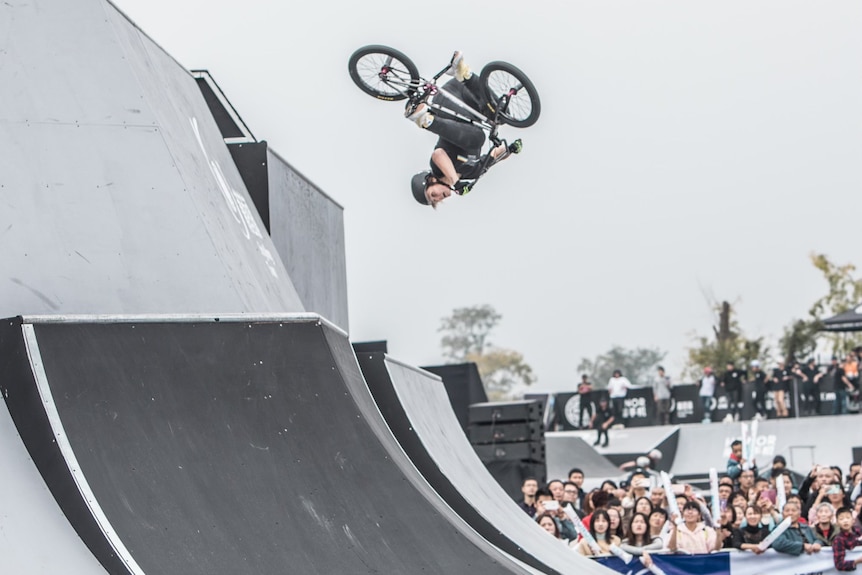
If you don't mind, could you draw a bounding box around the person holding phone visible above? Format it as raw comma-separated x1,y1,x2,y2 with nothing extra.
808,481,851,523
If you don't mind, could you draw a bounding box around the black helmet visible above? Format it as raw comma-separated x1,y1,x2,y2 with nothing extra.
411,171,430,205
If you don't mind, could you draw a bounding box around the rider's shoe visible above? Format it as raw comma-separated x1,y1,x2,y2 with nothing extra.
508,139,523,154
405,102,433,128
445,51,472,81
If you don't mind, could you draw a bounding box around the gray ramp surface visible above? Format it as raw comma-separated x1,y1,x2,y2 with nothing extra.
1,315,531,574
0,402,108,574
670,418,860,478
0,0,303,317
369,354,612,575
545,435,626,484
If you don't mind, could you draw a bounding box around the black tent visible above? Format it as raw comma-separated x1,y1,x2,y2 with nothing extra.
822,303,862,332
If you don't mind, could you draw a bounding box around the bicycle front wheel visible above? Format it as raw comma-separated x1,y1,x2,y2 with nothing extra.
480,61,541,128
348,45,420,102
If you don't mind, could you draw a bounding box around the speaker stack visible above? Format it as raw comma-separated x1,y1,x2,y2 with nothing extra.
468,400,546,500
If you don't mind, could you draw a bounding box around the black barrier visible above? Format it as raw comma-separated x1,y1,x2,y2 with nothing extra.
553,388,654,430
548,375,856,430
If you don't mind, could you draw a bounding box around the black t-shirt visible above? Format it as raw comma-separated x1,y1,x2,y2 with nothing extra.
429,141,488,180
801,365,818,385
723,369,744,391
594,406,613,425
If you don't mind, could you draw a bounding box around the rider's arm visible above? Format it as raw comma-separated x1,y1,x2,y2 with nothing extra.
431,148,460,186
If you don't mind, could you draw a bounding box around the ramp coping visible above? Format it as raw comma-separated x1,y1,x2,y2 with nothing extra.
22,324,146,575
17,313,347,337
380,355,443,382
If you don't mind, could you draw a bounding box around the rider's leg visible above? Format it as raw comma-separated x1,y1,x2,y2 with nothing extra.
424,115,485,153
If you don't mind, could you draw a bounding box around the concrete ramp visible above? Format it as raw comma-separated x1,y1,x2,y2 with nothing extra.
670,417,860,479
0,315,534,574
357,351,611,575
0,0,303,317
545,435,626,485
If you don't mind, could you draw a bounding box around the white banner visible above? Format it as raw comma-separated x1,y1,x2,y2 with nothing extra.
729,548,862,575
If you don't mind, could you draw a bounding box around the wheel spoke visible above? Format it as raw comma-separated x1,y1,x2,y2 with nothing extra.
487,70,534,122
355,54,414,97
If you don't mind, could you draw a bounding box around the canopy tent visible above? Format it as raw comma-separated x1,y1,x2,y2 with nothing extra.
822,303,862,332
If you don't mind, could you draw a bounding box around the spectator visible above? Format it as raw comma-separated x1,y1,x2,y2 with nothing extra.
650,486,667,511
798,358,821,416
771,360,792,418
634,496,654,517
622,472,650,509
698,367,717,423
754,490,781,528
562,481,585,518
536,512,562,539
812,503,838,546
573,509,620,555
601,480,618,493
620,512,663,555
649,508,671,548
833,506,862,571
668,501,720,553
854,496,862,532
719,505,743,549
749,360,768,421
738,504,770,553
518,477,538,515
547,479,565,502
535,488,578,540
653,366,673,426
827,356,854,415
568,468,586,510
731,491,749,513
808,481,851,523
727,439,757,481
738,469,756,501
577,374,594,430
607,370,632,428
591,397,614,447
607,506,626,540
721,361,745,422
582,490,611,532
772,500,821,556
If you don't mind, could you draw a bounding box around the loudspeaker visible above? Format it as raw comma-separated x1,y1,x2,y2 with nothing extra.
473,441,545,463
468,420,543,444
469,400,541,425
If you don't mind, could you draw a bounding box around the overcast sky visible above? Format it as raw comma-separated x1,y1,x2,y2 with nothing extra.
114,0,862,392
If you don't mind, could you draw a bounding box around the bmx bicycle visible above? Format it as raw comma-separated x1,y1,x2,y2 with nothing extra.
348,45,541,188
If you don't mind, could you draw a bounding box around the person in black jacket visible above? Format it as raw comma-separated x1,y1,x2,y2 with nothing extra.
721,361,745,421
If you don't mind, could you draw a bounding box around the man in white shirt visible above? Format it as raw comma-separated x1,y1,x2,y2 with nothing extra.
607,369,632,428
698,366,717,423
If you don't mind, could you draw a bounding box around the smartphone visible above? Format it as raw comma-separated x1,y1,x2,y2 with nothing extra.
543,500,559,511
761,489,776,503
827,485,842,495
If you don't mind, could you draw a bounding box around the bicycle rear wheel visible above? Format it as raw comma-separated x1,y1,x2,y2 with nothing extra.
480,61,541,128
348,45,420,102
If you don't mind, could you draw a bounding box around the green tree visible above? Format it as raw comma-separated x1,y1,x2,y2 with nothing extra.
805,253,862,355
438,304,535,400
577,346,666,388
439,304,502,361
684,300,767,380
467,349,536,401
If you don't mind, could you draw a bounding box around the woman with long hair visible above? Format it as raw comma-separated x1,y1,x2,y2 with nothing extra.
536,512,561,539
620,512,663,555
573,509,620,555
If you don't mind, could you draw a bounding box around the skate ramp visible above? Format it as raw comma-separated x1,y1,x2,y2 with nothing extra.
357,352,612,575
670,418,859,478
544,435,626,485
0,315,535,574
0,0,303,318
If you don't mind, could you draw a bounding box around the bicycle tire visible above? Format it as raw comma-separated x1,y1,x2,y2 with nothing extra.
480,61,541,128
348,45,420,102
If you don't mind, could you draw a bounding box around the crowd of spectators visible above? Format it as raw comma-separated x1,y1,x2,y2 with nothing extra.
517,453,862,570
